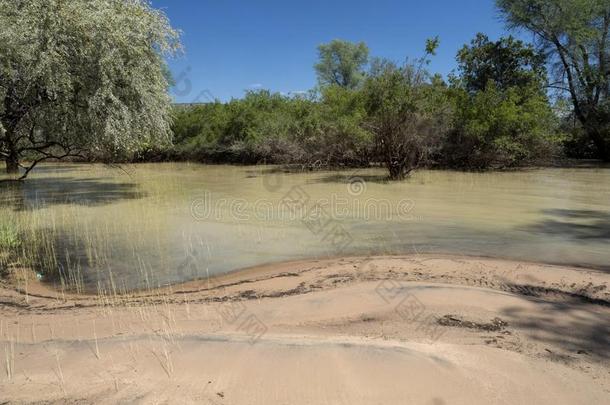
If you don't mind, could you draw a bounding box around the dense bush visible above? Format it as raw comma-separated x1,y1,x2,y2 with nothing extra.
170,89,372,167
171,93,285,163
439,33,561,169
363,61,451,179
168,37,565,178
443,83,561,169
169,83,560,175
303,86,371,166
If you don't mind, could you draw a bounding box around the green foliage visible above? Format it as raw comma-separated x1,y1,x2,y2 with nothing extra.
0,222,19,250
455,33,547,93
363,58,451,179
315,40,370,89
359,40,452,179
446,83,561,169
308,86,371,165
496,0,610,160
171,35,563,177
171,89,371,166
443,33,561,169
426,36,441,56
0,2,592,182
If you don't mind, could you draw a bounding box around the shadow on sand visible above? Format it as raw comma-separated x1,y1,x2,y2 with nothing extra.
500,282,609,364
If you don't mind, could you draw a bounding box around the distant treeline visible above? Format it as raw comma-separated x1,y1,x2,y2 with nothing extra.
154,0,608,180
2,0,607,181
152,35,571,178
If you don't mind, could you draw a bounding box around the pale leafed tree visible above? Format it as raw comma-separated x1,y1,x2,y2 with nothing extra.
0,0,181,179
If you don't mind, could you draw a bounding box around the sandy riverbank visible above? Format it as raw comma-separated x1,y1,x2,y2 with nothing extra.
1,255,609,404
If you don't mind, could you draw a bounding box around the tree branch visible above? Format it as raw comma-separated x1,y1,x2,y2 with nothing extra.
552,36,586,124
17,149,86,181
595,12,609,103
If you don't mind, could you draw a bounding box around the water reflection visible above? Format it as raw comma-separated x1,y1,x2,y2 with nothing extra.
524,209,610,241
1,176,144,211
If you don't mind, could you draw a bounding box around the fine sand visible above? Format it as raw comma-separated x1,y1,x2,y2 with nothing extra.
0,255,609,404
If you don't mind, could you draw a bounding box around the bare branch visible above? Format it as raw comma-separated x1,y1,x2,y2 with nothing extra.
17,150,86,181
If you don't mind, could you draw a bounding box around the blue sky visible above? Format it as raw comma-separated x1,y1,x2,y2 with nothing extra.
152,0,527,102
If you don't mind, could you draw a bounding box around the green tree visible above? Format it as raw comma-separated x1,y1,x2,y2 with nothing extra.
444,33,560,169
310,85,371,166
171,88,372,167
497,0,610,160
0,0,180,179
446,83,560,169
456,33,547,93
315,40,369,89
363,40,450,180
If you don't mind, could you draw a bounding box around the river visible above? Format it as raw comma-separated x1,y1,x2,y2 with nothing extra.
1,162,609,291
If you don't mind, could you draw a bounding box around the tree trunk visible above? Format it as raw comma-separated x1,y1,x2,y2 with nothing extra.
2,126,20,174
5,153,19,174
4,138,19,175
387,160,407,180
587,127,610,162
